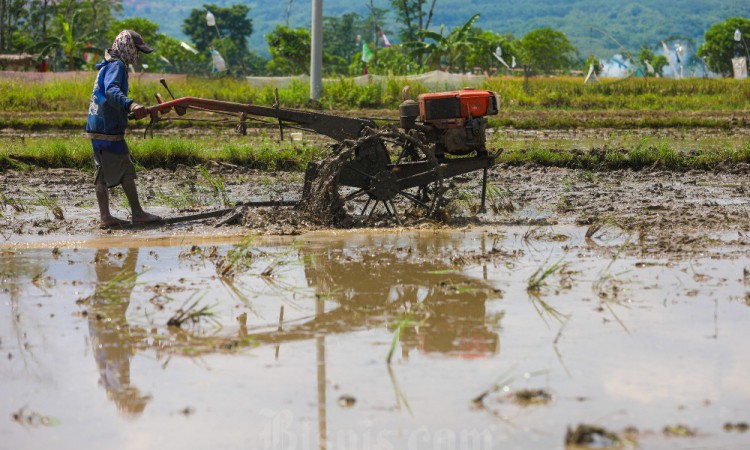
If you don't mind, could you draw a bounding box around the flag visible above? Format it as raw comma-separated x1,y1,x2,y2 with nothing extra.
661,40,679,80
181,41,199,55
733,57,747,80
211,48,227,73
584,63,599,83
361,43,374,63
380,31,391,48
492,51,510,69
644,60,654,74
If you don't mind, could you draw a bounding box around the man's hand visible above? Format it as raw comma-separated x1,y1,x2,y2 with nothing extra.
129,102,148,120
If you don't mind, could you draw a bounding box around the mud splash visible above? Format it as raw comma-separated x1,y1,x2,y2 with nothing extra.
295,142,352,226
237,143,354,233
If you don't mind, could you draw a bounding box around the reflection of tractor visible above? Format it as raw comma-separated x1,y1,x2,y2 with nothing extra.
141,81,500,223
240,239,500,358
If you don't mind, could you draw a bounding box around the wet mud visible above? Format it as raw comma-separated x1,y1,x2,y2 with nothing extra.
2,156,749,257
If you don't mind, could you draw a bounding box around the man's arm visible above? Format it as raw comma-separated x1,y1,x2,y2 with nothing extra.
103,61,133,112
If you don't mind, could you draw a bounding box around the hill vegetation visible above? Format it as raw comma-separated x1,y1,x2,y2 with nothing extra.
122,0,750,59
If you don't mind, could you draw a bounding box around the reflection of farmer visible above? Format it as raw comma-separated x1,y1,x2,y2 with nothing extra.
85,30,160,228
88,248,151,415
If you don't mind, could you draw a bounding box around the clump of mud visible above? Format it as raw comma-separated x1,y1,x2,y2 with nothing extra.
565,424,624,448
239,142,354,232
295,142,353,226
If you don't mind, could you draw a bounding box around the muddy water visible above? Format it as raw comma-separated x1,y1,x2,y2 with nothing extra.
1,228,749,449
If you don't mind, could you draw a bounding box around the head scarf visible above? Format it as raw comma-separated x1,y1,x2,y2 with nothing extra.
105,30,138,65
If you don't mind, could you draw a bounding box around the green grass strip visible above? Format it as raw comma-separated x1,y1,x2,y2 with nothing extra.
2,135,749,173
2,76,750,113
0,136,328,172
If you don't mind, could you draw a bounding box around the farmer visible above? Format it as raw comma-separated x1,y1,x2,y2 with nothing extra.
86,30,161,227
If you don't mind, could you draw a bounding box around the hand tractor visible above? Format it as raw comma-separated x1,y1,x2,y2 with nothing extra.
139,80,500,225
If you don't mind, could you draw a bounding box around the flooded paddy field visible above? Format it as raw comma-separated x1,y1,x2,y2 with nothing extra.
2,226,750,450
2,125,750,449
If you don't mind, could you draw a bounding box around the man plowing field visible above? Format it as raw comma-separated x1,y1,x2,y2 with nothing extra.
85,29,162,228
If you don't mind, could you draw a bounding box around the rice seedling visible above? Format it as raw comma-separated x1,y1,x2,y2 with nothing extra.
528,292,569,326
90,267,142,305
153,185,202,210
527,258,567,293
166,295,218,328
387,364,412,414
386,313,412,365
214,237,258,280
485,182,516,213
592,234,634,333
0,193,25,213
473,366,551,407
22,187,64,220
197,165,231,207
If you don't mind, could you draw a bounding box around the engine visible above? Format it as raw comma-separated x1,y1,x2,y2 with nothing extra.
399,88,499,156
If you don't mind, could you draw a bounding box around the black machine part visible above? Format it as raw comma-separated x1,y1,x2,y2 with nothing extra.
398,99,489,157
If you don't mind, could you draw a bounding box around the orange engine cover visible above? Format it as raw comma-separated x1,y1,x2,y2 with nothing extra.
418,89,498,126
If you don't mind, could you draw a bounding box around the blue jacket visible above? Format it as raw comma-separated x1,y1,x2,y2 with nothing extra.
85,59,134,137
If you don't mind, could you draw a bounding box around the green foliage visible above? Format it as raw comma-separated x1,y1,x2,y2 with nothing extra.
496,139,750,171
389,0,439,43
27,11,99,71
3,76,750,119
155,35,208,74
464,30,516,74
516,27,577,76
698,17,750,76
323,12,367,64
387,313,412,364
322,79,387,108
0,135,329,172
2,1,121,56
405,13,481,71
182,3,253,54
4,132,750,174
265,25,311,75
352,45,415,76
637,47,668,77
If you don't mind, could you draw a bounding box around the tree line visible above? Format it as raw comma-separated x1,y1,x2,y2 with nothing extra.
0,0,747,77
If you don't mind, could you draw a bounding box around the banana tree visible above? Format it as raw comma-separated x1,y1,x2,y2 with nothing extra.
404,13,480,71
28,12,100,71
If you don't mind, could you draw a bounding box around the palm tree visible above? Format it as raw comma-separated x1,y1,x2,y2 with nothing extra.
28,12,99,71
404,13,480,71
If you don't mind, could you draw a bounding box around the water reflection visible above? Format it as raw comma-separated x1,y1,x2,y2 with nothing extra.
7,239,501,436
245,241,501,358
88,249,151,415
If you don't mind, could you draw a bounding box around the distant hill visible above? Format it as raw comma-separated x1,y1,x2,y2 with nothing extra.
122,0,750,60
